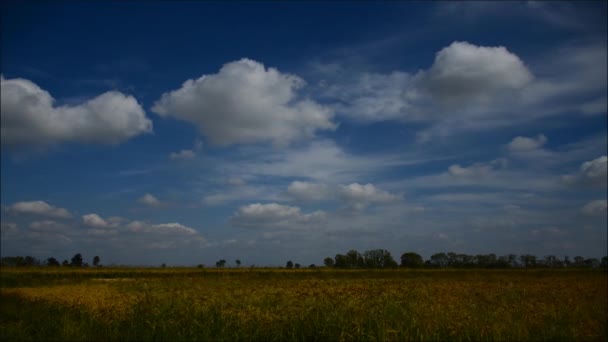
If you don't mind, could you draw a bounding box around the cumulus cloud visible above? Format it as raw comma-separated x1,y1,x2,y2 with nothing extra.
231,203,326,228
507,134,547,152
338,183,400,210
8,201,72,218
581,200,607,216
562,156,607,187
169,149,195,160
422,41,533,105
287,181,330,201
1,76,152,147
137,194,163,207
169,139,202,161
126,221,198,235
152,58,336,146
82,213,110,228
0,222,18,236
323,41,533,123
29,220,71,232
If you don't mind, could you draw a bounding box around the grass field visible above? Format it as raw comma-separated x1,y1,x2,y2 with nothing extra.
1,267,606,341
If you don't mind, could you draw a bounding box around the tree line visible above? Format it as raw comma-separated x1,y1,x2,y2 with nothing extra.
0,253,101,267
322,249,608,269
2,250,607,269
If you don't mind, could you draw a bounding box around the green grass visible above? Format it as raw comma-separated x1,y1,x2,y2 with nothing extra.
1,268,606,341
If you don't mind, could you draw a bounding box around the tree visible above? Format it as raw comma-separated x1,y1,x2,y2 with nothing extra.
70,253,83,267
323,257,335,268
235,259,241,267
334,254,348,268
295,263,301,269
216,259,226,268
400,252,424,268
62,260,69,266
601,256,608,269
430,253,448,268
47,257,60,267
93,256,101,267
286,260,294,269
346,250,364,268
363,249,398,268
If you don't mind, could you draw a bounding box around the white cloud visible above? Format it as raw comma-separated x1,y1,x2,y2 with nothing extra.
169,149,195,160
287,181,330,201
338,183,400,209
168,139,202,161
582,200,607,216
82,213,110,228
137,193,163,207
8,201,72,218
562,156,607,187
448,159,508,178
1,76,152,147
507,134,547,152
581,156,608,179
152,58,336,146
231,203,326,228
0,222,18,236
29,220,71,232
126,221,198,235
423,41,533,106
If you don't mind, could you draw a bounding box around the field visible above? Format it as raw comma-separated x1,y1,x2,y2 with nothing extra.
1,268,606,341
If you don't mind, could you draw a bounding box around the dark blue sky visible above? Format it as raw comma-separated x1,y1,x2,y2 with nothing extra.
1,1,606,266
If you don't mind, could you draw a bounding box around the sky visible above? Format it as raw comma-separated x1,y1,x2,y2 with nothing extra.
1,1,606,266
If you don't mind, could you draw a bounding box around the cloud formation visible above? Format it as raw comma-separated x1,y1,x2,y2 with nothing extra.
287,181,330,201
581,200,607,216
1,76,152,147
137,194,163,207
563,155,608,187
338,183,400,210
231,203,326,228
423,41,533,106
8,201,72,218
152,59,336,146
508,134,548,152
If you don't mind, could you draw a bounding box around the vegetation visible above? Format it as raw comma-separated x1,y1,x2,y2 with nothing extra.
1,267,606,341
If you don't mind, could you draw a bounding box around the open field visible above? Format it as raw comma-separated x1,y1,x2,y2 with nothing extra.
1,268,606,341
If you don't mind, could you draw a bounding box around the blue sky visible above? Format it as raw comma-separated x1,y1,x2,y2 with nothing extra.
1,1,606,266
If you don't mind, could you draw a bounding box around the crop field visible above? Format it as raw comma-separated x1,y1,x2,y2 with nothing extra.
1,268,606,341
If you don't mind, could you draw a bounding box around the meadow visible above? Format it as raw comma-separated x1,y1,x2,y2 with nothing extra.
1,267,606,341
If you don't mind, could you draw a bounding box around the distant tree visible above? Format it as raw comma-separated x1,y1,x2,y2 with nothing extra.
573,256,585,267
430,253,449,268
601,256,608,269
216,259,226,268
47,257,60,267
161,263,167,268
286,260,294,269
334,254,348,268
346,250,365,268
584,258,600,268
62,260,69,266
235,259,241,267
24,256,39,266
309,264,316,268
295,263,301,269
93,256,101,267
563,256,571,267
363,249,397,268
519,254,537,268
197,264,204,268
70,253,83,267
400,252,424,268
323,257,334,268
